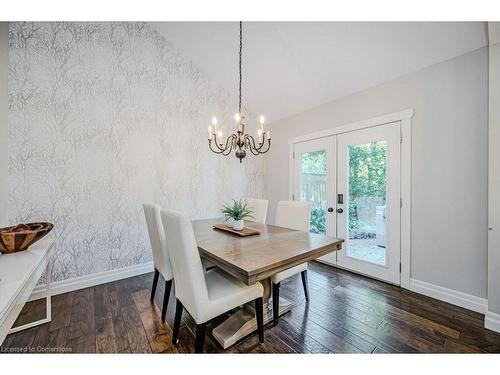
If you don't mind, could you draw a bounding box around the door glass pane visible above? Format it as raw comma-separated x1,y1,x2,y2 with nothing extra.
300,150,326,234
346,141,387,265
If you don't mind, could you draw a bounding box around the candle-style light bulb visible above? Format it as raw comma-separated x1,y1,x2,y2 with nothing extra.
259,115,265,125
208,125,212,139
258,129,263,144
218,130,223,140
234,113,240,123
267,131,271,140
212,117,218,134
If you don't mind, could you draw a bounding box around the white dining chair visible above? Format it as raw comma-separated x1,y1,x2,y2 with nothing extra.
161,208,265,353
143,203,173,322
272,200,312,326
244,197,269,224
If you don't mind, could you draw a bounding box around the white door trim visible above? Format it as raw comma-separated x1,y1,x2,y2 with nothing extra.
288,109,413,289
288,109,414,145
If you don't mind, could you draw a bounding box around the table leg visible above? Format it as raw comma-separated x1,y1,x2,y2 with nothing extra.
8,257,52,334
211,277,292,349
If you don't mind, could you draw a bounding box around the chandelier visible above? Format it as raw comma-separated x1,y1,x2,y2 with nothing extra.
208,21,271,163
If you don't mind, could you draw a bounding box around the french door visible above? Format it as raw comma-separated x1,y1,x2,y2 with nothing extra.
293,122,401,285
293,137,336,264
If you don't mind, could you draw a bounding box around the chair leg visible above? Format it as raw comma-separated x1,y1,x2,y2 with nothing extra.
172,299,183,345
162,279,173,321
301,270,310,302
272,282,280,326
150,269,160,301
195,323,206,353
255,297,264,343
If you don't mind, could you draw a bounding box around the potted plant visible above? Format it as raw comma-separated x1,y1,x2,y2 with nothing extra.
221,199,254,230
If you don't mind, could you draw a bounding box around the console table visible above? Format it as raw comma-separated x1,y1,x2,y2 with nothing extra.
0,239,54,344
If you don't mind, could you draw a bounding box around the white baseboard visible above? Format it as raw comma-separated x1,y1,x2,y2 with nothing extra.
485,310,500,333
409,278,487,314
29,261,155,301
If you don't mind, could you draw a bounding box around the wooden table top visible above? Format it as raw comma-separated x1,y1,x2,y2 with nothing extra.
192,218,344,285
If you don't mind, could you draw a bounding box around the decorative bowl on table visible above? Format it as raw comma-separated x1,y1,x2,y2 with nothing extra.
0,222,54,254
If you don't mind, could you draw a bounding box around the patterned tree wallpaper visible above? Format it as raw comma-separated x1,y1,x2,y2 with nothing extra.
8,22,265,282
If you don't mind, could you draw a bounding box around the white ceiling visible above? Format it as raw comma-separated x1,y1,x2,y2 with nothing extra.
152,22,486,123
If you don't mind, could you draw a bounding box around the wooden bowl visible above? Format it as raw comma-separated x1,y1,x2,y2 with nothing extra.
0,222,54,254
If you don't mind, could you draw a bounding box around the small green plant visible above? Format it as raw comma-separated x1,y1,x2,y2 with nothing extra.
221,199,254,221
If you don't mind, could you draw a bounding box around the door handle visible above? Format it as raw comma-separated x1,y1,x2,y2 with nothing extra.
327,207,334,213
336,208,343,214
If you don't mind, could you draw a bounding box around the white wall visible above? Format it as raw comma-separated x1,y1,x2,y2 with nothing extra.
488,23,500,318
265,48,488,299
0,23,8,227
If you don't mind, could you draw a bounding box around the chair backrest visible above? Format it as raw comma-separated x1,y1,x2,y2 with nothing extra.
245,197,269,224
160,209,209,320
275,201,312,232
143,203,173,281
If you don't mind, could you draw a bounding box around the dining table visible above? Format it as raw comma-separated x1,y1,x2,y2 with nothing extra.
192,218,344,349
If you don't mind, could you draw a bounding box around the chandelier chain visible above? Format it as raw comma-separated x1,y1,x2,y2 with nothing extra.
238,21,242,114
208,21,271,163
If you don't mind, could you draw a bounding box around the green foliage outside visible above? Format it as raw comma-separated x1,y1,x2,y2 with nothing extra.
301,151,327,234
301,151,326,175
301,142,387,236
310,207,326,234
348,142,387,237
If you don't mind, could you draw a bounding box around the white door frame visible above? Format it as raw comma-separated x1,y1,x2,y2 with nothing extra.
288,109,414,289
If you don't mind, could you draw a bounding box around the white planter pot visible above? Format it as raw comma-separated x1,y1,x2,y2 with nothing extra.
232,219,244,231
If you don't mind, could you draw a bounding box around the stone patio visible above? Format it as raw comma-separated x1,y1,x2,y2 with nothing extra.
347,238,386,265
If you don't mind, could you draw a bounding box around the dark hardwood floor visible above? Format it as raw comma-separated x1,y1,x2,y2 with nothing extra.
3,262,500,353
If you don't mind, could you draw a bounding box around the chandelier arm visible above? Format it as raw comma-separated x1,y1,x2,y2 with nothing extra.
222,144,234,156
222,135,237,156
259,139,272,154
254,138,271,154
244,135,260,154
218,134,235,152
212,138,226,153
244,134,269,155
244,134,266,152
243,136,257,155
209,134,233,154
208,140,225,154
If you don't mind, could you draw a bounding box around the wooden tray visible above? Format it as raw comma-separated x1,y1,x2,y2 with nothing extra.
212,223,261,237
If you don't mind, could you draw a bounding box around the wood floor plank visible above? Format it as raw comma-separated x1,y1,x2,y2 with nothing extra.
67,287,95,341
95,313,118,353
284,307,368,353
443,337,483,353
49,292,75,332
132,288,181,353
309,272,461,341
376,321,443,353
3,262,500,354
119,303,152,353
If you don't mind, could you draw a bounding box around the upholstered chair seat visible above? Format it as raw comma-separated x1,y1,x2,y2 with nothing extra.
161,209,265,353
271,263,307,284
198,268,263,323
